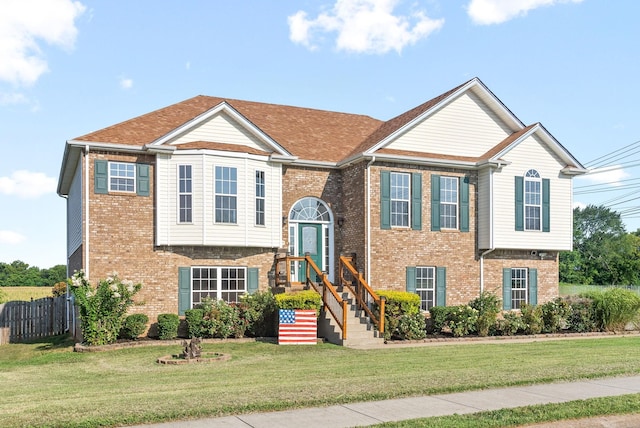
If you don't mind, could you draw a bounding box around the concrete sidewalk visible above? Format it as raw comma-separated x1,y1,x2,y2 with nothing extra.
128,375,640,428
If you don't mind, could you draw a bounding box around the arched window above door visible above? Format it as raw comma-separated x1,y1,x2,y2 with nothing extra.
289,197,331,222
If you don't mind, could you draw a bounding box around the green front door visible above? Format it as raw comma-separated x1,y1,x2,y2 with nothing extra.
298,223,323,281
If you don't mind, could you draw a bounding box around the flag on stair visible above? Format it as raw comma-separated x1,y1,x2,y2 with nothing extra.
278,309,317,345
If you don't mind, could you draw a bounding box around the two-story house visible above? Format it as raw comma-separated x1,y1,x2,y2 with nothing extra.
57,77,586,325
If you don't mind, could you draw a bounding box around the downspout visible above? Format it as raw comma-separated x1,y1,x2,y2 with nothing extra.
84,145,90,280
366,156,376,282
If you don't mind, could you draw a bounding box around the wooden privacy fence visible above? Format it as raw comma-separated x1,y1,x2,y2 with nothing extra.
0,296,66,344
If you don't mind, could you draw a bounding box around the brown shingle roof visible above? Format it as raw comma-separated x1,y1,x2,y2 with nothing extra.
74,96,383,163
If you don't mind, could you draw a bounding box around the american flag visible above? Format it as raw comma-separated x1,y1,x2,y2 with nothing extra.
278,309,317,345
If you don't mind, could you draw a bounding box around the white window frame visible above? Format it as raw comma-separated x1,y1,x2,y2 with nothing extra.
191,266,247,305
416,266,436,311
214,166,237,224
390,172,410,227
440,176,458,229
255,170,265,226
524,169,542,231
178,164,192,224
108,161,135,193
511,267,528,309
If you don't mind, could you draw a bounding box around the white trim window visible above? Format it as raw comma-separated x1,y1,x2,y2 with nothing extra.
178,165,192,223
192,267,246,305
416,267,436,311
511,268,528,309
390,172,410,227
524,169,541,231
255,170,265,226
440,176,458,229
109,161,135,192
215,166,237,224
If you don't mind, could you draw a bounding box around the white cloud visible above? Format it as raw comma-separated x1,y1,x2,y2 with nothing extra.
288,0,444,54
576,165,631,187
0,0,86,86
0,91,28,105
467,0,583,25
119,76,133,89
0,170,57,199
0,230,26,245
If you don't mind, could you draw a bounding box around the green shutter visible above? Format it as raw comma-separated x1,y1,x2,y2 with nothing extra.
248,268,259,294
411,173,422,230
380,171,391,230
178,267,191,316
436,267,446,306
94,160,108,194
460,176,469,232
431,174,440,231
405,267,417,293
137,163,150,196
515,176,524,231
542,179,550,232
502,268,512,310
529,268,538,305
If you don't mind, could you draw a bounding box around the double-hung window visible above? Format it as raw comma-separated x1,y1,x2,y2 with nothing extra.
178,165,192,223
440,176,458,229
416,267,436,311
390,172,410,227
255,170,265,226
109,162,135,192
191,267,246,305
510,268,528,309
524,169,541,231
215,166,237,223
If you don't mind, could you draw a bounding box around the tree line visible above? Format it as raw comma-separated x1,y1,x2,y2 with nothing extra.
0,260,67,287
560,205,640,285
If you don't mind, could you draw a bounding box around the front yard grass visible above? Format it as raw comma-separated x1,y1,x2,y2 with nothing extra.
1,335,640,427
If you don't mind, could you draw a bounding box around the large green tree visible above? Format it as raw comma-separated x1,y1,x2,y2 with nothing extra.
0,261,67,287
561,205,640,285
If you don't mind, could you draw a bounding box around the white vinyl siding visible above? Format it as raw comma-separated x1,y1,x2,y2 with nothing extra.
156,153,282,248
477,168,492,249
491,134,573,250
67,160,83,257
170,111,266,152
386,92,512,157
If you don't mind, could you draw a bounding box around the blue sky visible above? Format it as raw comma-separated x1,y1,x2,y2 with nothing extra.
1,0,639,269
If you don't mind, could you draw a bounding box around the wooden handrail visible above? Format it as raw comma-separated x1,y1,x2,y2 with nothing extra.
274,255,348,340
338,256,385,334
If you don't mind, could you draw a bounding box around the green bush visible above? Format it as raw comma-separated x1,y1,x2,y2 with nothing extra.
520,304,543,335
540,297,571,333
119,313,149,340
157,313,180,340
495,311,525,336
469,292,501,337
274,290,322,313
69,270,142,346
445,305,478,337
185,308,205,338
374,291,423,340
240,291,277,337
428,306,457,333
565,296,597,333
583,287,640,331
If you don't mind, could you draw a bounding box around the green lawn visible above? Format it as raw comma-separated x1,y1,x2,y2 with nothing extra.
1,335,640,427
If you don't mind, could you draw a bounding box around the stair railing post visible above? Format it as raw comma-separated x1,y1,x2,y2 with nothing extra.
379,296,386,334
342,300,348,340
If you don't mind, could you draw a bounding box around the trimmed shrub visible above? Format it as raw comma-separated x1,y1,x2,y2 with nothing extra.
565,296,597,333
428,306,457,334
119,314,148,340
185,308,205,338
445,305,478,337
583,287,640,331
374,290,424,340
469,292,501,337
495,311,525,336
157,313,180,340
240,291,278,337
540,297,571,333
520,304,543,335
274,290,322,313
